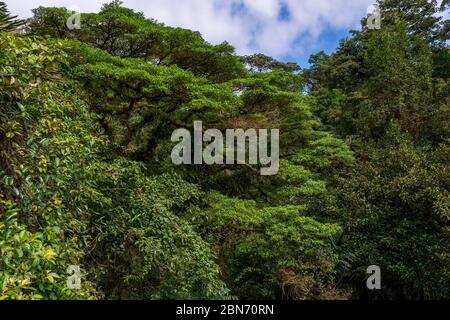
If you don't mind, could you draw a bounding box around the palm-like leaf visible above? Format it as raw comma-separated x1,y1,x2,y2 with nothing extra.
0,1,25,31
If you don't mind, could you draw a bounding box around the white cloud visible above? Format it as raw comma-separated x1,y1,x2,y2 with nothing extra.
4,0,376,58
241,0,280,18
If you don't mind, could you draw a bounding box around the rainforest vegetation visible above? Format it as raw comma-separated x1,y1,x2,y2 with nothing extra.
0,0,449,300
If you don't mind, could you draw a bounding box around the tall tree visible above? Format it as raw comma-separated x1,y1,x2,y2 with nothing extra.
305,0,450,299
376,0,450,45
0,1,24,31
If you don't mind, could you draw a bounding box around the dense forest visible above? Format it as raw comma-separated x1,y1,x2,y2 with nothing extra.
0,0,449,300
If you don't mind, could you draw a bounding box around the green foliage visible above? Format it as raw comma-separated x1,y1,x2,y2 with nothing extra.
59,34,353,299
306,2,450,144
3,0,448,301
28,7,72,38
28,1,246,83
81,162,230,299
191,193,348,299
20,1,355,299
62,41,240,160
1,33,98,299
0,32,228,300
242,53,301,73
377,0,449,45
305,0,450,300
338,126,450,299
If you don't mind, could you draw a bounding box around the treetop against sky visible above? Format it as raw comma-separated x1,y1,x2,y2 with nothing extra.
4,0,379,67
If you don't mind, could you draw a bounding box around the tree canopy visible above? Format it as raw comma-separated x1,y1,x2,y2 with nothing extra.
1,0,449,300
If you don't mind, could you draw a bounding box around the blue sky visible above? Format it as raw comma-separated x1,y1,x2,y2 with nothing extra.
5,0,376,67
